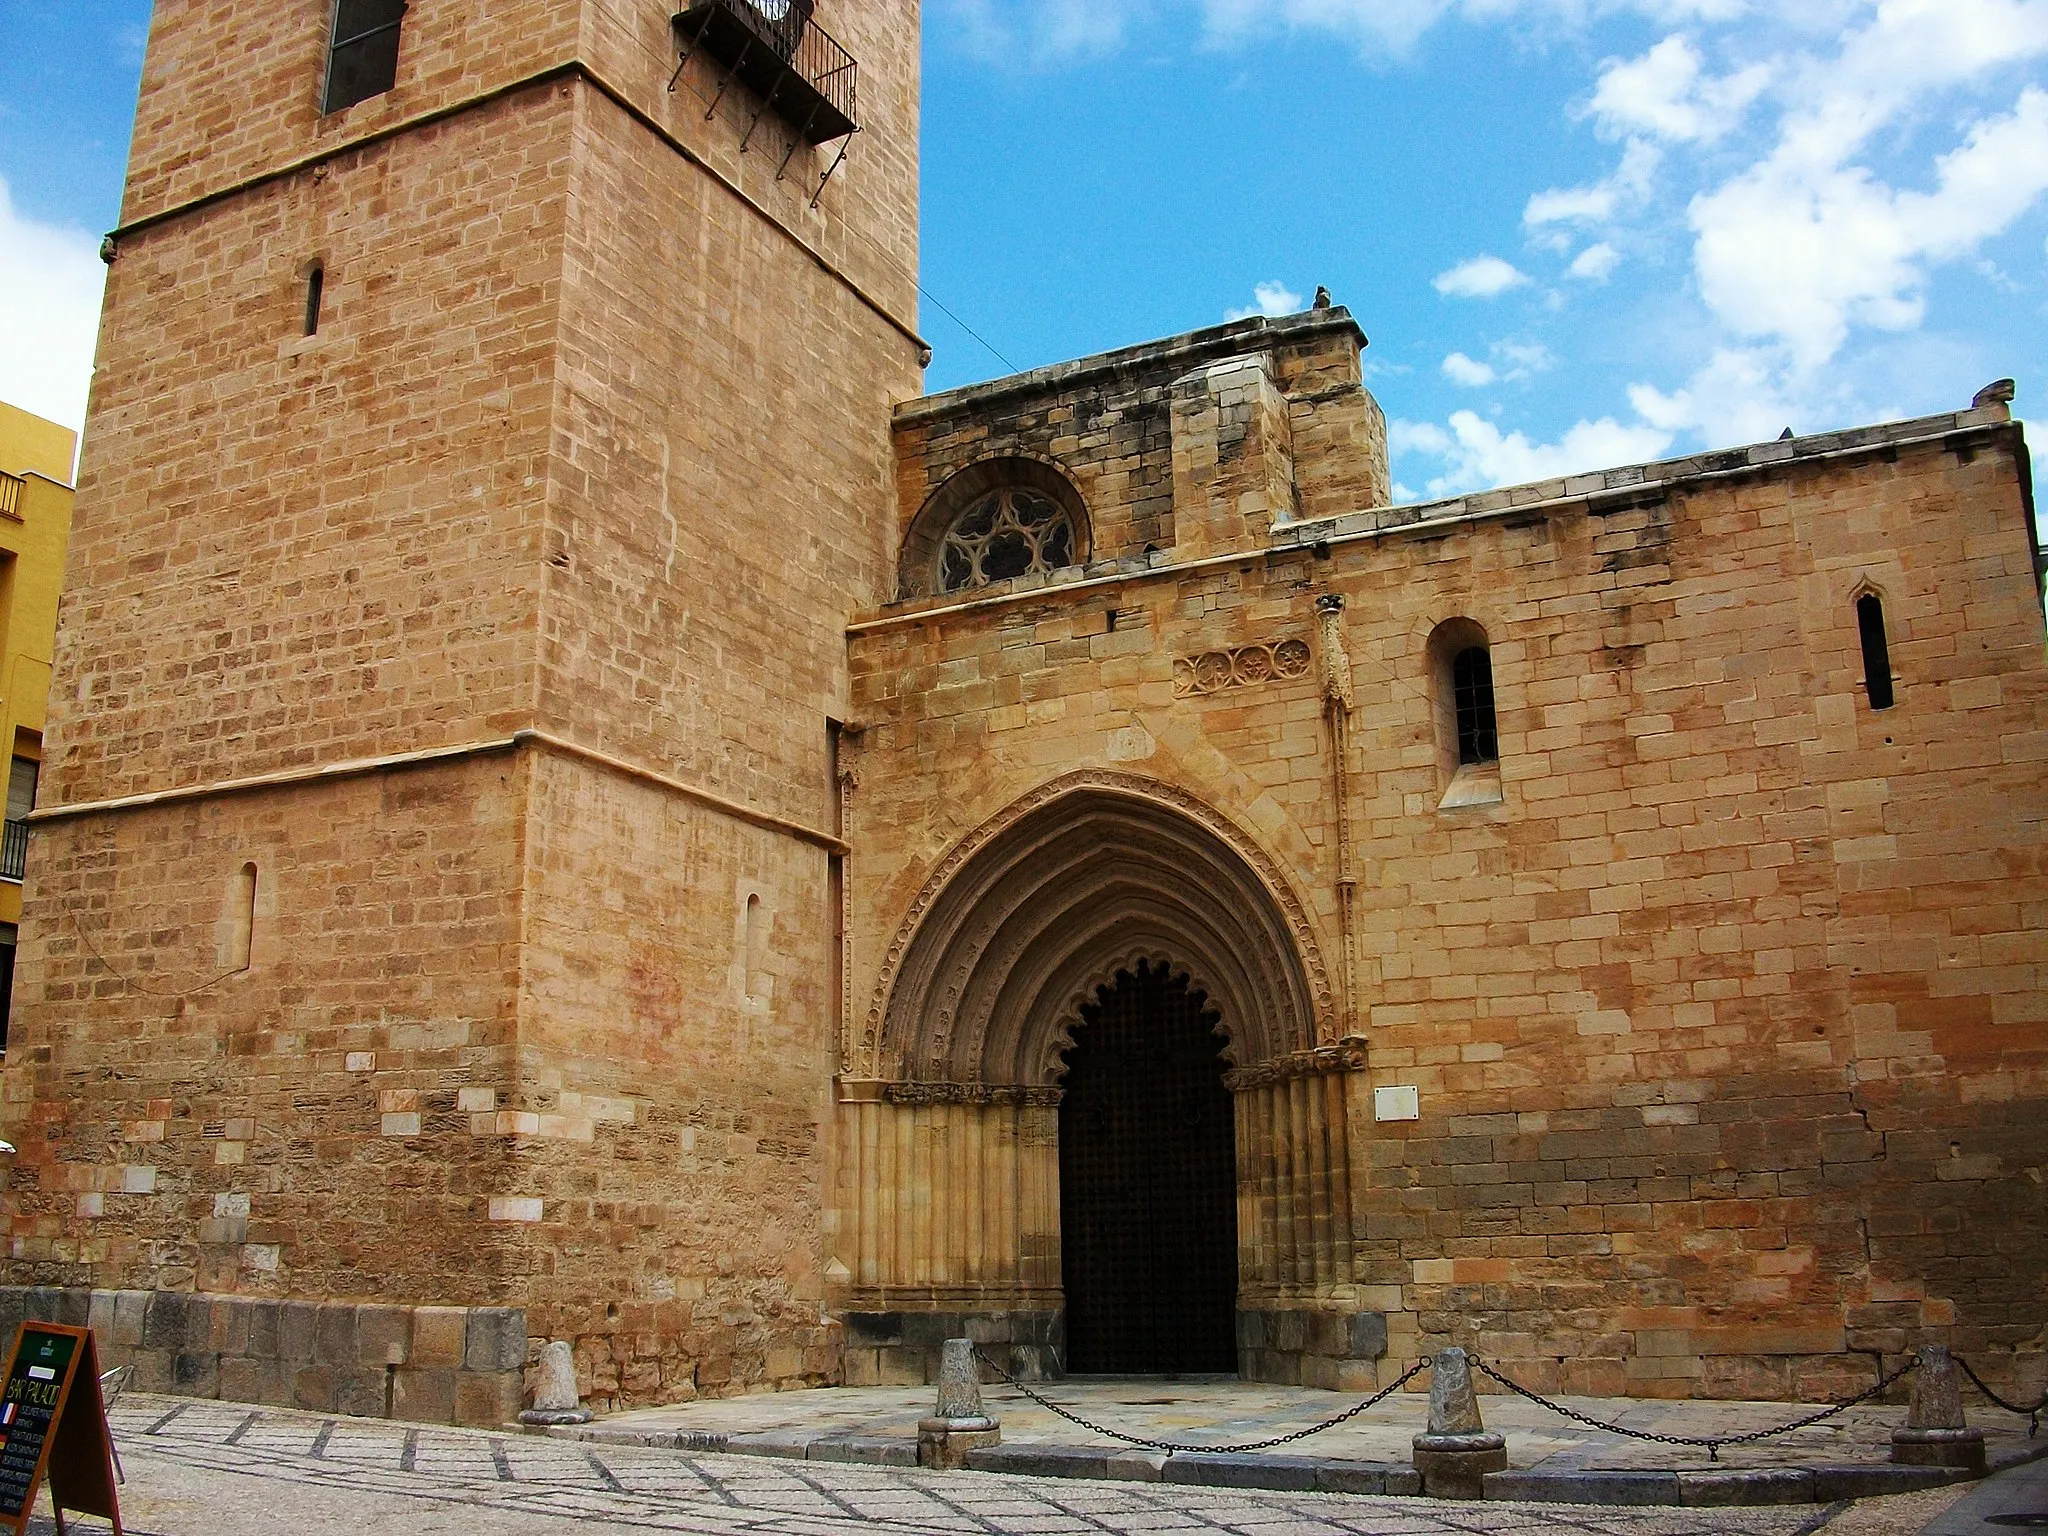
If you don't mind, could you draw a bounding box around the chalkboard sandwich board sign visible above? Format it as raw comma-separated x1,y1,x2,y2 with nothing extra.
0,1323,122,1534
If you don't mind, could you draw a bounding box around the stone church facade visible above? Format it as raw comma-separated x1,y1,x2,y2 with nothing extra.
1,0,2042,1424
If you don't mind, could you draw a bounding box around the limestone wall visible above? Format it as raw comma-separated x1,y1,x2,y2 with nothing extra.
0,1287,526,1427
54,90,567,807
511,750,845,1406
5,758,525,1298
890,311,1390,600
846,409,2048,1401
120,0,919,321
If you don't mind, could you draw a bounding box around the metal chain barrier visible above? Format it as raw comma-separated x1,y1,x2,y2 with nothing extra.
973,1348,1430,1455
973,1347,2041,1462
1956,1356,2046,1438
1470,1356,1921,1462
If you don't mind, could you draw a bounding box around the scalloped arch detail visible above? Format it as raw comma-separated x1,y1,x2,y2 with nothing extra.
859,771,1331,1086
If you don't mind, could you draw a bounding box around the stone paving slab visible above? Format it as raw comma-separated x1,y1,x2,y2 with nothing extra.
84,1392,1859,1535
548,1375,2047,1507
1921,1454,2048,1535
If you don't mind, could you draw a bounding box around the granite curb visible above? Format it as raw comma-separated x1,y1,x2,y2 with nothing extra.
539,1421,2048,1506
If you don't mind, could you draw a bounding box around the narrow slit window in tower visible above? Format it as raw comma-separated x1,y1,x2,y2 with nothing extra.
1452,646,1498,764
229,863,258,973
1858,593,1895,710
304,264,325,337
744,892,765,1001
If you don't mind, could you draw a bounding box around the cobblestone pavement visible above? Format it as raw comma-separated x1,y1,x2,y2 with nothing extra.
59,1395,1849,1536
579,1376,2039,1471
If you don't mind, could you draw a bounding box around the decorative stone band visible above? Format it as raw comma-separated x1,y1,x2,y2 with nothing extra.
1174,639,1313,697
31,728,847,854
1222,1038,1369,1092
849,1080,1065,1107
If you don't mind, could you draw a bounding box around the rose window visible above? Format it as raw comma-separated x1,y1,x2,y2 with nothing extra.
936,489,1078,594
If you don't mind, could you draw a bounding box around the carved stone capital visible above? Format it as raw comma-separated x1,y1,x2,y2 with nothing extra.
881,1081,1064,1108
1223,1037,1369,1092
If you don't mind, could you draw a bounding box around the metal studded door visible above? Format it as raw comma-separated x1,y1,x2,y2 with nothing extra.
1059,960,1238,1374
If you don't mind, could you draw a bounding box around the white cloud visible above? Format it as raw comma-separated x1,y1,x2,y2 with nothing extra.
1692,85,2048,368
1442,341,1555,386
0,177,104,442
1393,409,1674,497
937,0,1139,63
1433,255,1530,298
1569,241,1621,280
1525,138,1661,227
1496,340,1555,373
1389,418,1454,457
1226,280,1304,320
1442,352,1499,386
1776,0,2048,169
1200,0,1456,53
1588,35,1770,143
1627,346,1804,446
1196,0,1755,55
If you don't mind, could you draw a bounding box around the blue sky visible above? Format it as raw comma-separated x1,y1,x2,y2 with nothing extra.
6,1,2048,504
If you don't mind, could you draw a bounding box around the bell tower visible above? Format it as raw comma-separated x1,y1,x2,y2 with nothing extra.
4,0,921,1418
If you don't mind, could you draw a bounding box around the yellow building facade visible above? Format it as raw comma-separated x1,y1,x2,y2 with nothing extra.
0,402,76,1046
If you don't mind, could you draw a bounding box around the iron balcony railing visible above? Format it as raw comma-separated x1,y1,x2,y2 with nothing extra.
0,473,22,520
673,0,859,144
0,820,25,883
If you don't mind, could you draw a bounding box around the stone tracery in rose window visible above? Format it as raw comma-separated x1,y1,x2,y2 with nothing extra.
936,488,1078,594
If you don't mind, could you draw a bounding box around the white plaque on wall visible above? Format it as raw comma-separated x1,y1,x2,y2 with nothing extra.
1374,1085,1420,1122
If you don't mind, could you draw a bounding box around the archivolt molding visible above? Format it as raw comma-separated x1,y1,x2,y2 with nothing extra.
859,770,1332,1085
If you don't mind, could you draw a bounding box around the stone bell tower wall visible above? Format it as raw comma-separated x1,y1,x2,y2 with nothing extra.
8,0,923,1420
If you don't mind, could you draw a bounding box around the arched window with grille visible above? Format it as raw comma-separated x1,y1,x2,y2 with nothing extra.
936,487,1077,594
898,457,1092,600
1451,646,1498,764
1427,618,1505,810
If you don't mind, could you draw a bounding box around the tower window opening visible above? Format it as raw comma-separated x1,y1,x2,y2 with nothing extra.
1451,646,1498,765
743,892,767,1001
323,0,407,115
303,264,325,337
1858,592,1896,710
228,862,258,973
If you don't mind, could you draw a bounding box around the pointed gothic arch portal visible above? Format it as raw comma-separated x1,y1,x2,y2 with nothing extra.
1059,960,1238,1373
865,773,1336,1377
873,775,1330,1087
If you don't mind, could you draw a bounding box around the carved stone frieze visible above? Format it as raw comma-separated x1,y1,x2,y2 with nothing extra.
1173,639,1314,697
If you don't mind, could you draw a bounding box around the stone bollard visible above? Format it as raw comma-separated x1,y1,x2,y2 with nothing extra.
1891,1345,1986,1471
1411,1347,1508,1499
918,1338,1001,1470
519,1340,593,1427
